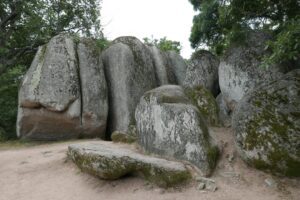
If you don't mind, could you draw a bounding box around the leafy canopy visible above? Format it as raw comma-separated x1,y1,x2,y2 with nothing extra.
0,0,102,75
143,36,182,54
189,0,300,66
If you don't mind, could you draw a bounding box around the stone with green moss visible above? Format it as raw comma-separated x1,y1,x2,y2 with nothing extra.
68,142,191,187
232,69,300,177
184,86,220,126
135,85,219,176
111,131,137,144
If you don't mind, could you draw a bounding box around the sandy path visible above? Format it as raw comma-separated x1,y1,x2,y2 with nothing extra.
1,128,299,200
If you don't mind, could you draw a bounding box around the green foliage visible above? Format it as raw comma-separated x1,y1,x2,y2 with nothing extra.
96,38,110,51
262,19,300,67
143,36,182,54
189,0,300,66
0,0,103,74
0,65,26,140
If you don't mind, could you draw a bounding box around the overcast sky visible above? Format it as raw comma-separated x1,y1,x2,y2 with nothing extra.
101,0,196,58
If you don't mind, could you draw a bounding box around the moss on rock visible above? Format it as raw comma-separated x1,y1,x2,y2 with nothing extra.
184,86,219,126
232,69,300,177
68,142,192,187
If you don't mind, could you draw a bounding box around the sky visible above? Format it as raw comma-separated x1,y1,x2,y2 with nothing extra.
101,0,196,59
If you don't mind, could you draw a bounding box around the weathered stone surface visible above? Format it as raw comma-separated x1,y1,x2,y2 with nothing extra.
77,38,108,138
185,86,219,126
219,31,285,110
135,85,219,176
184,50,220,97
147,46,176,86
17,35,108,140
17,35,82,140
166,51,187,85
232,69,300,177
111,131,137,144
216,94,232,127
102,36,157,134
68,142,191,187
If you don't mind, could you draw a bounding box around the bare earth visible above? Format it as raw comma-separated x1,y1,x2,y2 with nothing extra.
1,128,299,200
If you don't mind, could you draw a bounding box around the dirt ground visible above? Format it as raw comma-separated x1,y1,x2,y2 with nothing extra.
1,127,299,200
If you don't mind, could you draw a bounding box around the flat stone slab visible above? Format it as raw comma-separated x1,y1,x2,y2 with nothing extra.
68,141,191,187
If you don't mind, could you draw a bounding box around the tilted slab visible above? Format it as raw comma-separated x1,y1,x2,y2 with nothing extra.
68,142,191,187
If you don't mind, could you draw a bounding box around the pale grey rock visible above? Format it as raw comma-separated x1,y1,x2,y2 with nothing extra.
184,50,220,96
17,35,81,140
232,69,300,177
77,38,108,138
135,85,219,176
68,141,191,187
219,31,285,110
166,51,187,85
216,94,232,127
102,36,157,134
147,46,176,85
264,178,277,188
17,35,109,140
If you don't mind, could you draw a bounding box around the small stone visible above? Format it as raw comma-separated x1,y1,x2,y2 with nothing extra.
197,182,206,190
265,178,277,188
206,183,218,192
196,176,216,184
220,172,240,179
226,153,234,163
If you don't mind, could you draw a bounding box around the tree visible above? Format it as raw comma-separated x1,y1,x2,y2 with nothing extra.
189,0,300,66
0,0,102,75
143,36,182,54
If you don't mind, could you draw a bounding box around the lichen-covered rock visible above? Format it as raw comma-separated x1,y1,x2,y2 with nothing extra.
17,35,108,140
184,86,219,126
166,51,188,85
216,94,232,127
68,142,191,187
17,35,82,140
232,69,300,177
219,31,286,111
147,46,176,85
102,36,157,134
184,50,220,97
77,38,108,138
135,85,219,176
111,131,137,144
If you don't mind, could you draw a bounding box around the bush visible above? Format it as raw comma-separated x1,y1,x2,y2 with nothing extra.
0,65,26,140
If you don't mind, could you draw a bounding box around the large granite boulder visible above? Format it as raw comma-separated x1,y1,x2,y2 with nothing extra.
184,50,220,97
77,38,108,138
232,69,300,177
68,141,191,187
166,51,188,85
17,35,108,140
219,31,285,111
102,36,157,135
184,86,219,126
147,46,176,85
135,85,219,176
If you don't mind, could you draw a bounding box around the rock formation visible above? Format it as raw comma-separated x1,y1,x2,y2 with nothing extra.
135,85,219,176
219,31,285,112
232,69,300,177
17,35,108,140
184,50,220,97
101,36,157,135
68,141,191,187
